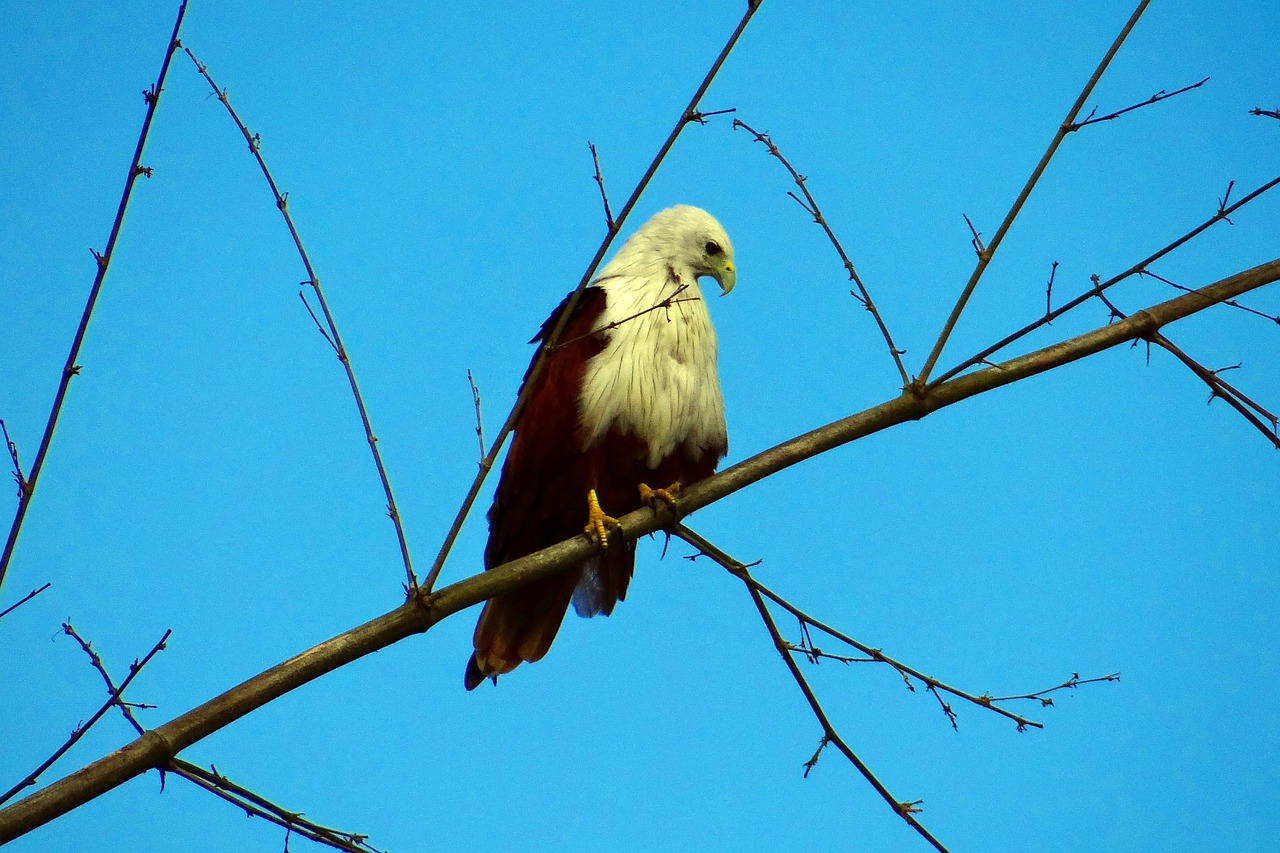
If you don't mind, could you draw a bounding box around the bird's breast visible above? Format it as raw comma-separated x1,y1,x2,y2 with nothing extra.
577,279,726,468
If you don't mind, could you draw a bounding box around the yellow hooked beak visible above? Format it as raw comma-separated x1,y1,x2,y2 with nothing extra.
715,261,736,296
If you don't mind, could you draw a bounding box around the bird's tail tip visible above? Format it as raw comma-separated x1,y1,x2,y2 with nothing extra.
464,654,490,691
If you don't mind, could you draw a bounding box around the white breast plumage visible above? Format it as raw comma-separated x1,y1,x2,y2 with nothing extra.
577,266,727,469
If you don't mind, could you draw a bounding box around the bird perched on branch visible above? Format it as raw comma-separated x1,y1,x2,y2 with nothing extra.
465,205,736,689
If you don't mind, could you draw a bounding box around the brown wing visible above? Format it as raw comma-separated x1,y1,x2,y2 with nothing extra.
466,287,610,689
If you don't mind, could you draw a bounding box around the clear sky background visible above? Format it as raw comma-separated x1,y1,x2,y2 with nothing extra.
2,2,1278,851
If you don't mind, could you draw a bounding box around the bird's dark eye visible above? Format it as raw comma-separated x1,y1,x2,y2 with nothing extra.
705,241,723,256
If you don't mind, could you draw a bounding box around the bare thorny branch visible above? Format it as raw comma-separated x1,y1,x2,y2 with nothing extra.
467,370,486,467
183,45,418,593
1092,288,1278,446
916,0,1155,385
927,171,1280,390
1069,76,1210,129
1141,268,1280,326
989,672,1122,707
672,525,949,851
732,119,910,387
60,623,382,853
0,581,50,624
0,627,170,807
0,0,190,605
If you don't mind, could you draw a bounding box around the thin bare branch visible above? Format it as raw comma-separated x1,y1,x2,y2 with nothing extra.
1141,269,1280,325
0,582,50,623
1045,261,1060,317
1151,334,1279,447
1070,77,1209,129
0,420,26,503
3,257,1276,843
467,370,485,467
733,119,909,386
0,627,170,806
0,0,189,604
184,47,417,592
916,0,1152,385
1251,107,1280,121
675,525,1046,732
962,213,986,258
299,290,338,353
67,623,380,853
173,762,385,853
588,141,614,229
551,284,695,351
1092,291,1276,445
671,526,949,851
62,624,158,732
989,672,1122,706
929,172,1280,388
419,1,765,592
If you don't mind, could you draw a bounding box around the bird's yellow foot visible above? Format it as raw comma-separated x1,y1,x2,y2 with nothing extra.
639,481,682,512
584,489,622,547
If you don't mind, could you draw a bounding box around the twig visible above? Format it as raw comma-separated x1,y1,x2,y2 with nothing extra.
0,582,50,623
0,0,189,603
916,0,1152,386
675,525,1046,732
1251,107,1280,121
62,624,159,728
467,370,485,467
588,142,614,229
802,735,830,778
0,420,26,503
733,119,909,386
1218,179,1236,222
672,526,949,851
185,47,417,592
0,627,170,806
65,623,381,853
783,642,875,665
1095,290,1276,445
1140,269,1279,325
419,0,765,592
928,172,1280,389
299,290,337,352
989,672,1122,706
174,762,384,853
551,284,696,351
1150,334,1279,448
962,214,987,258
1045,261,1060,317
1070,77,1209,130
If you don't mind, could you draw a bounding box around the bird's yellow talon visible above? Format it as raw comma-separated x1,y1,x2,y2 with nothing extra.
639,481,682,510
584,489,622,547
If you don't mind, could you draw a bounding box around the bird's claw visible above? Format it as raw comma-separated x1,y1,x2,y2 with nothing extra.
639,481,681,512
584,489,622,547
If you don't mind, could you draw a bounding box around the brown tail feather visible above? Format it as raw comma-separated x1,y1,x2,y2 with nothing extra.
464,569,581,690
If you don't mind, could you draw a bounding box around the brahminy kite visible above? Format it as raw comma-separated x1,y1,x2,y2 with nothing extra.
465,205,735,689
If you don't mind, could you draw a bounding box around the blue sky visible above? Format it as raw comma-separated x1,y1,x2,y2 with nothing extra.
2,2,1278,851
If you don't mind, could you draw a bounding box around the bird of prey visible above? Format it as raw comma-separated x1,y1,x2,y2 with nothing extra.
465,205,735,689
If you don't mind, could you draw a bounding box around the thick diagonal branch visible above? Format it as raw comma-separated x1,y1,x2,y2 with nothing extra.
2,257,1276,843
